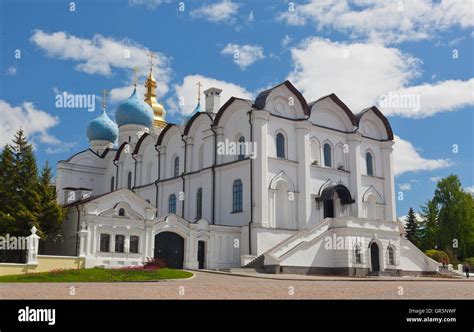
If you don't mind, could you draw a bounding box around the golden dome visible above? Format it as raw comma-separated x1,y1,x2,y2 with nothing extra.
144,69,167,128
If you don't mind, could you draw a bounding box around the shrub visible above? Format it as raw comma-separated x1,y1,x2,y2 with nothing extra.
143,257,167,270
464,257,474,268
425,249,450,263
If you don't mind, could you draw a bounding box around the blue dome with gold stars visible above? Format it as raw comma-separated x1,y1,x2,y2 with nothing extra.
87,109,118,142
115,88,154,127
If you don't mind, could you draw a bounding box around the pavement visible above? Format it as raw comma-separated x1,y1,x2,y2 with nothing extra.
0,270,473,299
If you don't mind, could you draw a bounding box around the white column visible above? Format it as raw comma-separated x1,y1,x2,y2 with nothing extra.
347,133,363,218
251,110,270,228
135,155,143,187
295,121,311,229
381,141,396,221
78,222,88,257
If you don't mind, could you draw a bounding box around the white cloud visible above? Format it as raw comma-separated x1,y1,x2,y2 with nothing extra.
221,43,265,70
393,135,453,176
465,186,474,194
247,10,254,23
166,74,252,118
30,30,171,93
399,183,412,191
191,0,240,23
378,79,474,118
288,37,473,117
45,142,78,155
429,176,442,183
128,0,172,9
281,35,292,48
278,0,474,44
6,67,17,76
0,99,74,153
288,37,420,111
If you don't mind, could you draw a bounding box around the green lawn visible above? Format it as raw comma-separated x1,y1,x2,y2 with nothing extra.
0,268,193,282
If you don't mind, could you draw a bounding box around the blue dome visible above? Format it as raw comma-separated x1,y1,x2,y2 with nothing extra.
87,109,118,142
181,102,202,125
115,88,154,127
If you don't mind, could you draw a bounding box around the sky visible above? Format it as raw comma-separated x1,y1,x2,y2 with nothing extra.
0,0,473,218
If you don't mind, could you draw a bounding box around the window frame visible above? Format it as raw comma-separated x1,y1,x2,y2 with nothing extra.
99,234,111,252
232,179,243,213
168,194,177,214
276,132,286,159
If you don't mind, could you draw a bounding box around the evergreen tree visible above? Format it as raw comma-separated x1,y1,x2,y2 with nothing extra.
419,199,439,251
36,161,64,240
405,207,420,245
10,130,41,236
0,144,17,235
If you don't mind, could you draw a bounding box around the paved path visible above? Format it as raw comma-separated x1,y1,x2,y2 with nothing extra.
0,271,472,299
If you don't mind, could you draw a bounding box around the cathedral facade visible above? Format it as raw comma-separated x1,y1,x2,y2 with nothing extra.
47,67,439,276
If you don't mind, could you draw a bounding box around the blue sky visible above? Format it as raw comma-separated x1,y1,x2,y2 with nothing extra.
0,0,473,217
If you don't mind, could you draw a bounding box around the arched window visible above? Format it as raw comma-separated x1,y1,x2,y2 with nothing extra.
110,176,115,192
232,179,243,212
118,208,125,216
323,143,332,167
388,246,395,265
196,188,202,219
276,132,285,159
354,244,362,264
168,194,177,214
238,136,245,160
130,236,139,253
174,156,180,177
127,171,132,189
366,151,374,176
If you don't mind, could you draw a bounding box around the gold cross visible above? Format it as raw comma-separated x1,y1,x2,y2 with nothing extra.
101,89,108,111
133,66,139,87
196,81,203,102
147,51,156,70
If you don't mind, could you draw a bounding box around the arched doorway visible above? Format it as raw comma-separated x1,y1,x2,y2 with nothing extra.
154,232,184,269
370,242,380,272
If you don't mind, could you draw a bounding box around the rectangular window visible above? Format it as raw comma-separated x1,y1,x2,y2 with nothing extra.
169,194,177,214
115,235,125,253
100,234,110,252
130,236,139,254
232,180,243,212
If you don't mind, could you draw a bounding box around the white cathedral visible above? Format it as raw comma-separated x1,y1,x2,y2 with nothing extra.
46,65,439,276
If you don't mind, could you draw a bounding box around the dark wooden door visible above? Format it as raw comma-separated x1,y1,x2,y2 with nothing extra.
198,241,205,269
154,232,184,269
370,242,380,272
324,199,334,218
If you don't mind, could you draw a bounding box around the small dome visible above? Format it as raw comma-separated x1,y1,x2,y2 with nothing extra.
115,88,154,127
182,102,202,125
87,109,118,142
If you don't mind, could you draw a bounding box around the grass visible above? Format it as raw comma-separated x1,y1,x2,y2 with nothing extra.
0,267,193,282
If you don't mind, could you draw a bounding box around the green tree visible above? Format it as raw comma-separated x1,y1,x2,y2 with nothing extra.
0,129,64,240
433,175,474,260
405,207,420,245
36,161,64,240
419,199,439,251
